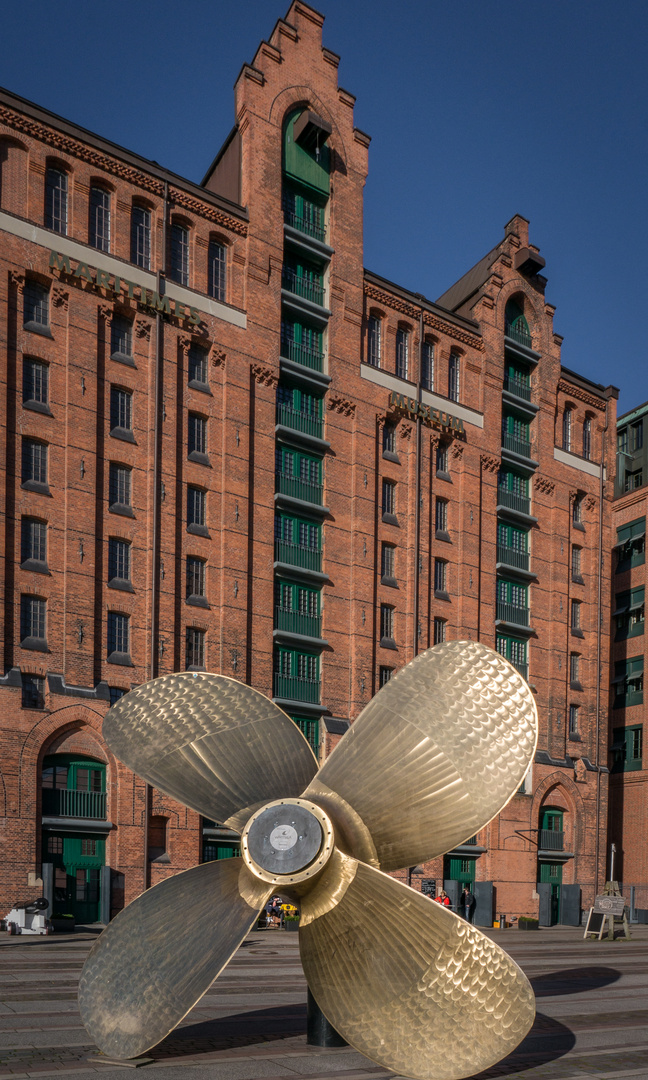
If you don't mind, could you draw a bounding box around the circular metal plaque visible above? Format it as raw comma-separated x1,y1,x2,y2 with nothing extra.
247,803,323,875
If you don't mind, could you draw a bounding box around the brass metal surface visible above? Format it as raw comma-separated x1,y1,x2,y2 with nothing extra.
102,673,318,826
299,853,535,1080
305,640,537,871
80,642,538,1076
78,858,271,1060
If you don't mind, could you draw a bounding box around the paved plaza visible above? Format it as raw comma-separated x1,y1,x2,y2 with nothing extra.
0,924,647,1080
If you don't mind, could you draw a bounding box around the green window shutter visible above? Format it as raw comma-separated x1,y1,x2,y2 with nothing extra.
496,634,527,665
612,725,643,772
283,109,330,196
291,714,319,752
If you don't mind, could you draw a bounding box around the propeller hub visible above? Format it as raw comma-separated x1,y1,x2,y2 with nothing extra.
241,798,334,886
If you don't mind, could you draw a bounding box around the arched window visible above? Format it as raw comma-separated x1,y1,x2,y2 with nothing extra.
505,299,531,347
283,108,331,197
89,185,111,251
0,138,28,216
131,203,151,268
396,327,409,380
367,314,381,367
45,165,68,234
582,416,592,460
170,221,189,285
562,407,572,452
208,238,226,301
421,339,435,391
41,754,106,819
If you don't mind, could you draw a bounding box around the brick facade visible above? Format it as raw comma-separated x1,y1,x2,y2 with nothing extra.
0,2,618,926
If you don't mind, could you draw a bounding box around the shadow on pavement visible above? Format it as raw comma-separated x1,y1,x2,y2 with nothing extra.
475,1013,576,1077
152,1003,307,1060
531,965,620,997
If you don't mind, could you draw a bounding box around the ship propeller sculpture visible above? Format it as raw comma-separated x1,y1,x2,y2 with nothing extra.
79,641,538,1080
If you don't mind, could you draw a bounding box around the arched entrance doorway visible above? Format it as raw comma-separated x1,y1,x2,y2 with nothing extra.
41,754,107,923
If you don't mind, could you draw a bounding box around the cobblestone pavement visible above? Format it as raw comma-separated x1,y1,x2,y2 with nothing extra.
1,924,648,1080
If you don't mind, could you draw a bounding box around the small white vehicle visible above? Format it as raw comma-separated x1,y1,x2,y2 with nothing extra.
3,897,50,935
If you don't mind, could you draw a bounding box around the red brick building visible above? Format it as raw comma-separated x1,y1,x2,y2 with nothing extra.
609,401,648,912
0,2,618,926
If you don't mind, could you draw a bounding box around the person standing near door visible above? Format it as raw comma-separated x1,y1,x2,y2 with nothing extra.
461,885,474,923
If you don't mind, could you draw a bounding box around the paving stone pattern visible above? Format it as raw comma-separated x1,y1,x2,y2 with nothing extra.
0,926,648,1080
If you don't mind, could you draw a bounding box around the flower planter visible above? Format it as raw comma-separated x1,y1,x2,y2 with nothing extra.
518,919,539,930
50,916,75,932
284,919,300,932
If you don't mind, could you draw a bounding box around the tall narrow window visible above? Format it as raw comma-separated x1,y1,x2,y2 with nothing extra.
188,344,208,387
21,518,47,567
436,444,449,476
23,281,49,332
435,498,448,537
381,543,396,583
44,167,67,233
131,204,151,268
107,612,130,659
382,479,396,520
562,408,572,451
89,185,111,251
108,463,132,510
573,494,584,526
108,539,131,584
170,222,189,285
632,421,644,451
570,653,581,689
433,617,446,645
421,341,435,390
22,438,48,488
186,557,206,600
23,359,49,407
22,674,45,709
379,666,392,687
582,417,592,460
188,414,207,459
110,387,133,435
187,486,207,531
186,627,205,669
380,604,395,645
208,239,226,301
383,422,396,458
434,559,447,595
396,328,409,380
20,595,46,647
448,353,460,403
568,705,580,737
111,316,133,361
571,599,582,634
571,546,583,582
367,315,381,367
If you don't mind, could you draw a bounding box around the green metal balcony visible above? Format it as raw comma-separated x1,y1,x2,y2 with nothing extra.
282,267,325,307
275,607,322,639
276,403,324,440
539,829,564,851
276,472,323,505
502,432,532,459
505,322,533,348
281,339,324,373
496,600,530,627
282,197,327,243
497,544,530,572
274,539,322,573
273,674,321,704
504,373,531,402
497,487,531,516
42,789,107,819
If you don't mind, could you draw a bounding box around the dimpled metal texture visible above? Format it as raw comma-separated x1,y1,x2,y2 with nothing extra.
103,673,318,826
299,856,535,1080
78,858,271,1061
305,640,537,872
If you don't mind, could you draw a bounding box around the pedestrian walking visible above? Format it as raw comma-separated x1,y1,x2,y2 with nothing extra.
461,885,474,923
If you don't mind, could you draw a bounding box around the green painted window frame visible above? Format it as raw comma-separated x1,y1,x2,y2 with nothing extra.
497,522,528,552
276,446,322,483
290,714,320,752
497,579,528,607
498,469,529,497
503,411,530,440
275,580,320,615
616,516,646,572
283,109,330,196
274,646,320,680
277,383,323,418
613,655,644,708
615,586,645,640
611,725,643,772
496,634,527,666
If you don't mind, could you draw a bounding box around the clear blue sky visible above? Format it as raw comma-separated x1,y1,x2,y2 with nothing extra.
3,0,646,415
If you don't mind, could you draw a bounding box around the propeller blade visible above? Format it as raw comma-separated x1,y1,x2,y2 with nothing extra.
78,858,271,1060
304,641,537,871
103,673,318,826
299,852,535,1080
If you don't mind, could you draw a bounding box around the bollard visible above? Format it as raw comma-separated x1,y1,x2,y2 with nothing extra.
307,988,348,1046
